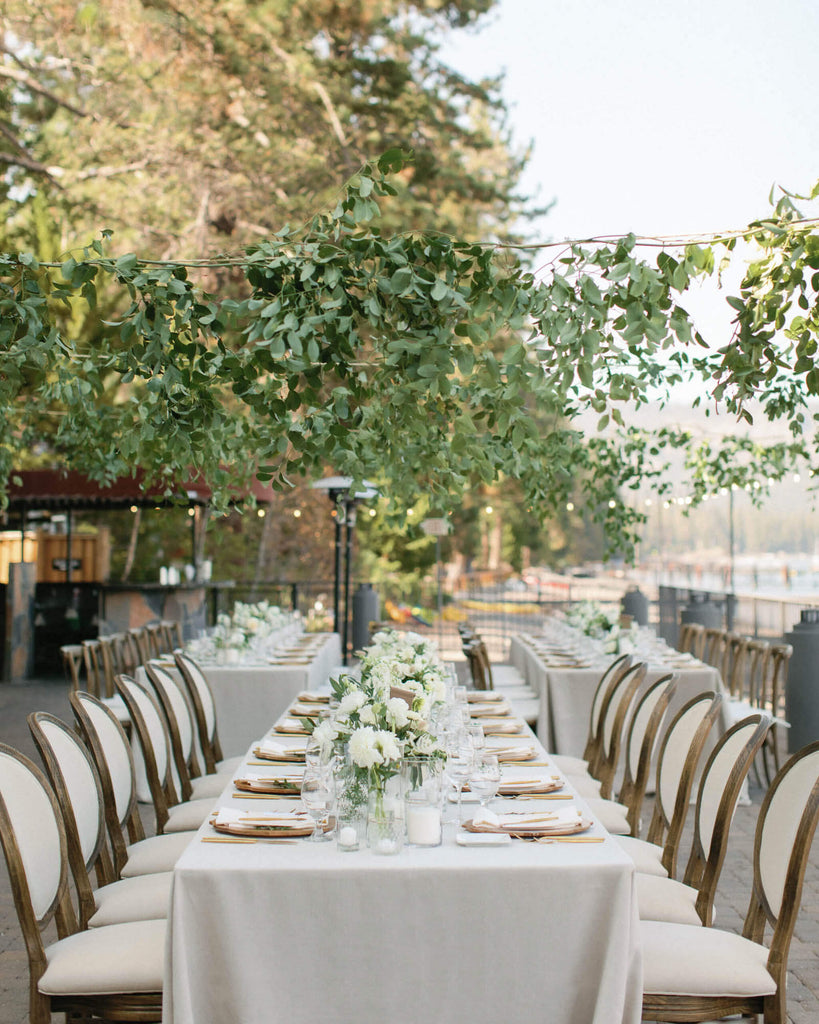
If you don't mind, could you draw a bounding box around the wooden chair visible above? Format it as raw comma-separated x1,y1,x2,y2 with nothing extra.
82,638,105,698
721,632,749,700
70,691,194,879
28,711,171,929
641,740,819,1024
552,653,633,778
586,673,678,837
144,622,164,659
615,691,723,880
160,619,184,652
128,627,151,666
464,641,489,690
143,662,231,802
635,712,771,927
97,634,122,698
0,743,163,1024
114,674,214,835
759,643,793,785
701,627,727,670
60,643,85,691
678,621,705,659
174,652,243,775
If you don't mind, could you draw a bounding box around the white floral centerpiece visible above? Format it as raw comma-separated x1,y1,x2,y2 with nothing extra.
189,600,295,661
565,600,621,652
309,629,447,808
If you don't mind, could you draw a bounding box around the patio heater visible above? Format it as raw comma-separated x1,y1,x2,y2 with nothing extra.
311,477,377,663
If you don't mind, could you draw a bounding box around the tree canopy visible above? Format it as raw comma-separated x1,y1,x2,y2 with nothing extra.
2,151,818,560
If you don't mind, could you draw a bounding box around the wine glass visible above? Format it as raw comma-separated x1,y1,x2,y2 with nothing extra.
445,733,475,824
469,753,501,810
301,766,334,842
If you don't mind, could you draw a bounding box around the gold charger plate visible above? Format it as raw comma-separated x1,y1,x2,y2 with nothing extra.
211,821,315,839
253,746,306,763
234,778,301,796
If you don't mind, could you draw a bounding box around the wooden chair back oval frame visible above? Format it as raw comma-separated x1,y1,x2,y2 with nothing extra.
644,740,819,1024
760,643,793,786
678,622,705,659
70,690,146,878
0,743,161,1024
685,712,771,926
702,627,726,670
28,711,116,928
82,639,106,699
114,673,180,834
617,673,678,837
144,661,203,803
174,651,225,774
581,653,633,771
592,661,648,799
646,690,723,878
60,644,85,692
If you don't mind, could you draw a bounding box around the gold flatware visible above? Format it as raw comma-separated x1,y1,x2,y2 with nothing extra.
201,836,301,845
536,836,605,844
509,793,573,800
232,792,297,800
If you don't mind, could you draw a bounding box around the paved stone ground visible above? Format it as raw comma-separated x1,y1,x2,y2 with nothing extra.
0,677,818,1023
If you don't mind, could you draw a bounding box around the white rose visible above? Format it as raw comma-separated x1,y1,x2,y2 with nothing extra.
348,727,383,768
338,690,366,715
385,696,410,729
359,704,377,726
375,730,400,762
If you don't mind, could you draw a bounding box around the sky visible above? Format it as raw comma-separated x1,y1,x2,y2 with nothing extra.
441,0,819,242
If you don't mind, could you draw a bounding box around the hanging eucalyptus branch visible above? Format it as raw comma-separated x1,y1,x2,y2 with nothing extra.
1,150,817,557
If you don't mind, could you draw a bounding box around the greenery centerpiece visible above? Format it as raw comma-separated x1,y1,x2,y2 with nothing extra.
565,600,621,653
310,629,448,809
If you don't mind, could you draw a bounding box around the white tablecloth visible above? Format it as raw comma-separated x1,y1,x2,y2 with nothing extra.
509,633,729,794
199,633,342,756
164,710,642,1024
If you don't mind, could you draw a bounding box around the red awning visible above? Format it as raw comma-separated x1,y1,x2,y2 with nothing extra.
4,469,277,511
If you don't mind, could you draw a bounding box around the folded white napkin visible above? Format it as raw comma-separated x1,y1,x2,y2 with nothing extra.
256,738,307,756
485,743,536,759
472,805,581,829
239,770,303,783
289,704,319,717
213,807,308,827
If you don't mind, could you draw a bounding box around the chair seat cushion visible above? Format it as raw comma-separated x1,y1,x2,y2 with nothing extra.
164,797,214,833
641,920,775,997
191,773,229,799
567,774,602,799
636,874,702,926
89,871,173,928
122,831,195,877
507,697,539,726
585,797,630,834
491,666,526,687
613,835,668,877
41,919,165,995
551,754,589,774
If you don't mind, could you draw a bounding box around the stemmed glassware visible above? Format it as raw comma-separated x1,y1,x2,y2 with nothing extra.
445,731,475,824
301,764,334,842
469,752,501,810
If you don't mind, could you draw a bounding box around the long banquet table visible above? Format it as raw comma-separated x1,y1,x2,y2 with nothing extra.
163,696,643,1024
509,633,725,757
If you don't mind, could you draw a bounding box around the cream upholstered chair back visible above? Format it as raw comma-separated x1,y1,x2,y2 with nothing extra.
757,742,819,925
144,662,202,801
115,674,179,830
28,712,117,929
73,690,135,824
617,674,678,837
70,690,146,877
0,744,66,924
626,675,675,783
590,654,631,739
697,715,769,855
175,651,224,772
594,661,648,799
647,691,723,877
30,713,104,869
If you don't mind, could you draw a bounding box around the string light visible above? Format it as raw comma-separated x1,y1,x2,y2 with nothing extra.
257,508,266,518
293,509,302,518
566,501,575,512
